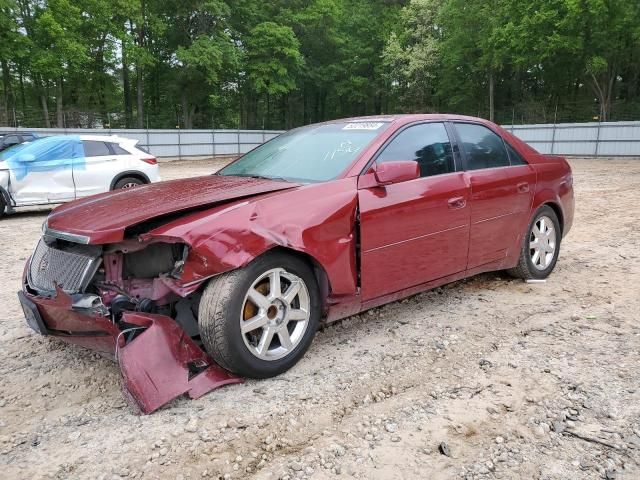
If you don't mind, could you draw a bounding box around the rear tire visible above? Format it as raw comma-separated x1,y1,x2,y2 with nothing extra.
198,251,321,378
114,176,144,190
508,205,561,280
0,195,6,219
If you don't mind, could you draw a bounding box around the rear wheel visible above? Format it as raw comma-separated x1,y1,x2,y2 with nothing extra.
508,205,561,280
114,176,144,190
0,195,6,219
198,252,321,378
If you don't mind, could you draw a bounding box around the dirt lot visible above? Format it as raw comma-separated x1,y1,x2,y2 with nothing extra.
1,158,639,480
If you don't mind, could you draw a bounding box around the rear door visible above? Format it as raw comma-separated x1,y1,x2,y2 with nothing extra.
358,122,471,300
74,140,119,197
452,122,534,269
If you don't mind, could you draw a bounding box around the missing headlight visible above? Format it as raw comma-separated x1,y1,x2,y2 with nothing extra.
123,243,187,279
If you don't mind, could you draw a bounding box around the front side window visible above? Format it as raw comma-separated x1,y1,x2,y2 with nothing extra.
3,135,20,146
219,121,390,183
83,140,111,157
455,123,510,170
377,122,455,177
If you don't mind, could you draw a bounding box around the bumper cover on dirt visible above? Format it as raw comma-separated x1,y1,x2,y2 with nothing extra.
18,287,242,414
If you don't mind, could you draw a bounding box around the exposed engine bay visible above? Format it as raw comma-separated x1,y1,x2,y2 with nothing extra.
23,235,241,413
27,236,200,335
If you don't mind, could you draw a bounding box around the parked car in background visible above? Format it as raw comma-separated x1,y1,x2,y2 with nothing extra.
19,114,573,413
0,131,39,151
0,134,160,217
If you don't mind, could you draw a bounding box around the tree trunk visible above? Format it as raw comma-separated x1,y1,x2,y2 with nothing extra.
122,38,132,128
18,65,26,113
136,66,144,128
40,94,50,128
266,93,270,129
590,70,615,122
181,92,192,129
1,59,11,126
56,76,64,128
38,76,50,128
489,70,495,122
136,2,145,128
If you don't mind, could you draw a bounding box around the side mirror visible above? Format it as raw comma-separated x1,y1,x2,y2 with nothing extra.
18,153,36,163
374,161,420,186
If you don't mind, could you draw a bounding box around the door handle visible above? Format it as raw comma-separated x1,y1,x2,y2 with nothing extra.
517,182,529,193
448,197,467,209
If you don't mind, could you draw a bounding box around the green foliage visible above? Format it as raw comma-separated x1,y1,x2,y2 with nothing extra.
0,0,639,128
245,22,303,96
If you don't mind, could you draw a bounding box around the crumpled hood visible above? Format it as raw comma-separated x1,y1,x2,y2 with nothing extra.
46,175,298,244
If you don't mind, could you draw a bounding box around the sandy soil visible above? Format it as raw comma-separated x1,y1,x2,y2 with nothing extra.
1,158,639,480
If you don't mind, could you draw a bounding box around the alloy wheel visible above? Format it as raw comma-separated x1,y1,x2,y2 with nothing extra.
529,215,557,270
240,268,311,361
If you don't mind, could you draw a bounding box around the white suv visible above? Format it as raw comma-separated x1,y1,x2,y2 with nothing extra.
0,134,160,216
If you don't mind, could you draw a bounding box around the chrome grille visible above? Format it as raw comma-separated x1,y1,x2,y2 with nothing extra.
28,239,101,294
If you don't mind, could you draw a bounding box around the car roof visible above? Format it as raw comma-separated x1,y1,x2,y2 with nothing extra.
78,134,136,143
324,113,495,127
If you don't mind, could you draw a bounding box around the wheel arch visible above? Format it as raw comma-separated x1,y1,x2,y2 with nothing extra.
543,201,564,235
0,184,13,214
110,171,150,190
254,246,332,314
531,187,566,236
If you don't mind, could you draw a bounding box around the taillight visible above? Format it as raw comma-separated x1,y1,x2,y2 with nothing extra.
141,157,157,165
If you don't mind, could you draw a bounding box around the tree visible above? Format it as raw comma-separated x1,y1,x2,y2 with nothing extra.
382,0,442,113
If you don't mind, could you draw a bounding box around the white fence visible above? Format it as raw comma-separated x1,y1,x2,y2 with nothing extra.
507,121,640,156
0,127,284,158
3,121,640,158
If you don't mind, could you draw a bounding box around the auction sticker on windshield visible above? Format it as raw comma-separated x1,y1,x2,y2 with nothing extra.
342,122,385,130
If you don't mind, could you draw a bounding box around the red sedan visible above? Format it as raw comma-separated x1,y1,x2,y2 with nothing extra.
19,115,574,412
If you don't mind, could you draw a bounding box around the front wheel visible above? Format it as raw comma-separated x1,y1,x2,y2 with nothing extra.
198,252,321,378
508,205,561,280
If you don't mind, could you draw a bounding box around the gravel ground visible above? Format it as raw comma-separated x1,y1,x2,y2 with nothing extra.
1,158,639,480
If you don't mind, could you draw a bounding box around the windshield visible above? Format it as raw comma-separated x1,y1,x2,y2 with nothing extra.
0,141,31,160
218,121,390,183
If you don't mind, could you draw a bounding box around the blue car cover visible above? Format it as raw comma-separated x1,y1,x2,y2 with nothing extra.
0,135,85,181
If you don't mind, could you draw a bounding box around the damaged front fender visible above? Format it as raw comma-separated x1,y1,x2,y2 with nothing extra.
142,177,361,297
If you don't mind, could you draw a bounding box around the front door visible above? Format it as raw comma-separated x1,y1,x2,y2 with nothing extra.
8,137,78,205
358,122,471,300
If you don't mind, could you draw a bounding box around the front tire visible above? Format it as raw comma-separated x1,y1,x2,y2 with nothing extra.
198,252,321,378
508,205,561,280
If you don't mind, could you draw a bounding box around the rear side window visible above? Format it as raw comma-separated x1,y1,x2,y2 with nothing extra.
4,135,20,146
505,142,528,165
82,140,111,157
377,122,455,177
110,143,130,155
455,123,510,170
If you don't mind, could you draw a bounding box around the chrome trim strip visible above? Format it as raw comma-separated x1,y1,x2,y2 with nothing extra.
43,226,91,244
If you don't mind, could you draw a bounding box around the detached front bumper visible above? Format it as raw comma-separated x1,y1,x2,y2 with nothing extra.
19,284,242,414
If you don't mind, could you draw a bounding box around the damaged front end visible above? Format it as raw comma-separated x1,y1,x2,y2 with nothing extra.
20,233,242,414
